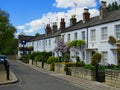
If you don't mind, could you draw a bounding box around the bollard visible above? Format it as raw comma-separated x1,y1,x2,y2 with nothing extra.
4,60,10,80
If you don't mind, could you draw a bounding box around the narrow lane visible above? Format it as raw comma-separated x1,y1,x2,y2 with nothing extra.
0,60,85,90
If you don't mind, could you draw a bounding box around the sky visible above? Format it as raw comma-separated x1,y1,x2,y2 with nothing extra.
0,0,120,37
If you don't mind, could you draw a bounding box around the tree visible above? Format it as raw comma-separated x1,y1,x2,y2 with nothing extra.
107,1,120,12
35,33,40,37
0,9,16,54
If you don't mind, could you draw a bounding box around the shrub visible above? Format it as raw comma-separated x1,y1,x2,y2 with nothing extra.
47,56,59,64
84,64,95,70
21,54,30,63
75,61,85,67
30,52,40,60
108,36,116,45
91,53,102,66
50,63,54,71
63,54,70,62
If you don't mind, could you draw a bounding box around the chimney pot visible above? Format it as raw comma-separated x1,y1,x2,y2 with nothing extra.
83,8,90,22
70,15,77,26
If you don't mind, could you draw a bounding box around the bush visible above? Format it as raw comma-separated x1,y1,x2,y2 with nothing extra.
21,54,30,63
91,53,101,66
30,51,52,63
84,64,95,70
63,54,70,62
30,52,40,60
47,56,59,64
108,36,116,45
50,63,54,71
75,61,85,67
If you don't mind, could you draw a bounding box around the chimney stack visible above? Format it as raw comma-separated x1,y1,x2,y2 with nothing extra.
70,15,77,26
99,1,107,19
52,22,57,33
60,18,65,31
83,8,90,23
45,24,52,35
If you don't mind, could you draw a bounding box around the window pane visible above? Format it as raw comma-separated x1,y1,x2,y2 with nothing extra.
101,27,107,40
116,25,120,39
90,29,96,41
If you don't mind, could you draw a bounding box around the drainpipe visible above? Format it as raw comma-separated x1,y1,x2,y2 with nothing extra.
86,27,88,48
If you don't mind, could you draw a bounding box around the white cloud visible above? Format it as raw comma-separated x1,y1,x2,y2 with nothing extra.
16,25,25,30
18,0,119,36
53,0,96,8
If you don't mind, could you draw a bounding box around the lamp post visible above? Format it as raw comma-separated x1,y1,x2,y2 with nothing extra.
21,40,26,55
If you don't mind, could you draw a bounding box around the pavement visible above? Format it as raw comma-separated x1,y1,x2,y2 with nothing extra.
0,60,120,90
0,64,18,85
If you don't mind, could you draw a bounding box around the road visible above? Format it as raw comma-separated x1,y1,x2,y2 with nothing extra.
0,60,85,90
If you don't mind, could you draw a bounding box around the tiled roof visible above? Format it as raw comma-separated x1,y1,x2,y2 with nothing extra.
20,10,120,42
18,35,35,42
64,10,120,32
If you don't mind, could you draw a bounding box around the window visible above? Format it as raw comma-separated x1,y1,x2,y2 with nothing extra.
102,52,108,65
46,40,47,46
67,34,70,42
49,39,51,46
101,27,107,40
90,29,96,41
116,25,120,39
74,33,77,40
42,40,44,46
81,31,85,40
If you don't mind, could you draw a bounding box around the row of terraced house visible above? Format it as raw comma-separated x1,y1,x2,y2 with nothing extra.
18,1,120,66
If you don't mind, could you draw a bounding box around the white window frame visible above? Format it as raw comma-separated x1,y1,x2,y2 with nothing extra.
81,31,85,40
101,52,108,65
116,25,120,39
49,39,51,46
67,34,70,42
101,27,107,41
74,32,77,40
90,29,96,41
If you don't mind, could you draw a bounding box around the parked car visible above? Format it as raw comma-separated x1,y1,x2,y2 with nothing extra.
0,55,8,63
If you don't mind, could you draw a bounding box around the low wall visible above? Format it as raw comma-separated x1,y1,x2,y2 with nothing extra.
54,63,66,74
105,69,120,88
70,67,96,81
29,60,33,65
36,62,43,68
43,63,50,71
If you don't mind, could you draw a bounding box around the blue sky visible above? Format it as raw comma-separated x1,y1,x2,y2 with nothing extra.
0,0,119,36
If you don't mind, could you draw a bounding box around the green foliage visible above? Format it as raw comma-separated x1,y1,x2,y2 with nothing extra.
30,51,52,63
108,36,116,45
0,9,16,54
30,52,40,60
84,64,95,70
50,63,54,71
75,61,85,67
68,40,85,47
63,54,70,62
64,62,85,71
91,53,102,66
47,56,59,64
21,54,30,63
98,65,106,72
107,1,120,12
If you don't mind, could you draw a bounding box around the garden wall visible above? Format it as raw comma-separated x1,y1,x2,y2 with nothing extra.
70,67,96,81
54,63,66,74
105,69,120,88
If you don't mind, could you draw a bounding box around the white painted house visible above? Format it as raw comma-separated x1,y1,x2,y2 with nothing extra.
18,1,120,65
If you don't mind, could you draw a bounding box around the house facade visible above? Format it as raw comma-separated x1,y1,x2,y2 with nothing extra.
18,1,120,65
